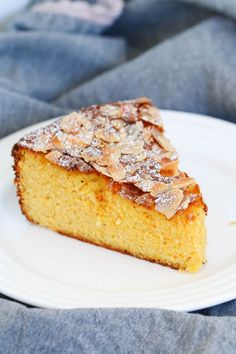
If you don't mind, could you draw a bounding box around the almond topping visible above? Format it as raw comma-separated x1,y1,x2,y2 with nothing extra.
140,106,163,127
135,179,156,192
96,145,121,166
152,127,175,151
60,112,90,134
53,132,84,156
143,126,153,143
21,98,195,219
92,163,110,178
33,134,54,152
150,182,169,197
160,151,177,160
160,160,179,177
45,150,62,164
135,193,154,207
95,128,122,143
75,130,94,148
119,141,144,155
99,105,122,118
111,119,126,130
108,162,126,181
52,134,64,150
155,189,184,219
173,177,195,190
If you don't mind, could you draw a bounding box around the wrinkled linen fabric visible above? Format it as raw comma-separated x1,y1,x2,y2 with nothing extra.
0,0,236,353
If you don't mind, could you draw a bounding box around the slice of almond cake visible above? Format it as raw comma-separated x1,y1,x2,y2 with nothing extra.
12,97,207,272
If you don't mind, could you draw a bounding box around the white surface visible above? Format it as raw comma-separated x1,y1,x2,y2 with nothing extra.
0,0,30,22
0,111,236,311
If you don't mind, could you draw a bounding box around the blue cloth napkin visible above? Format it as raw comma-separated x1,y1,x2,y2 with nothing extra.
0,1,236,353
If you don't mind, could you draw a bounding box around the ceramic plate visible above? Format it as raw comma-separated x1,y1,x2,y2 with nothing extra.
0,111,236,311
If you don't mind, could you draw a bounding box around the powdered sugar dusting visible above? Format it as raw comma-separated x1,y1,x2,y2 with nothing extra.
17,97,201,218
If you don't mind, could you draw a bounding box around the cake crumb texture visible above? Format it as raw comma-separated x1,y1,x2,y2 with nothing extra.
14,146,206,272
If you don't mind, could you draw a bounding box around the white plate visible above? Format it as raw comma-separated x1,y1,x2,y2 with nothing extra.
0,111,236,311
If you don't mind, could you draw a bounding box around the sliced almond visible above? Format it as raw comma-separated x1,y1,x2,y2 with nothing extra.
95,128,121,143
143,126,153,143
140,106,163,127
99,105,122,118
60,112,90,134
173,177,195,190
135,193,154,207
119,141,144,155
45,150,62,164
92,163,111,178
150,182,169,197
81,147,102,162
53,132,84,157
108,162,126,181
125,121,143,143
33,134,54,152
52,134,64,150
111,119,126,130
152,128,175,152
160,160,179,177
178,193,197,211
67,134,90,148
160,151,177,160
75,130,94,148
96,145,121,166
135,179,156,192
155,189,184,219
121,104,138,122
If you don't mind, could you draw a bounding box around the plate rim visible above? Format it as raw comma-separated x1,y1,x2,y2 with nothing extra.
0,110,236,311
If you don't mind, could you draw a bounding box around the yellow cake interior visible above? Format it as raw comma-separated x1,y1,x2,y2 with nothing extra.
15,147,206,272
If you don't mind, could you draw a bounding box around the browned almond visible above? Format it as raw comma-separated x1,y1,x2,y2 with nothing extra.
52,134,64,150
99,105,122,118
96,145,121,166
45,150,62,164
152,128,175,151
81,148,102,162
75,130,94,147
119,141,144,155
95,128,121,143
54,131,89,150
140,106,163,127
135,193,154,207
108,162,126,181
135,179,156,192
160,151,177,160
60,112,90,134
111,119,126,130
143,126,153,143
33,134,54,152
173,177,195,190
150,182,169,197
160,160,179,177
155,189,184,219
92,163,111,178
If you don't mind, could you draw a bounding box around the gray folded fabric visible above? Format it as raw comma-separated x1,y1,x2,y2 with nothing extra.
0,300,236,354
0,0,236,352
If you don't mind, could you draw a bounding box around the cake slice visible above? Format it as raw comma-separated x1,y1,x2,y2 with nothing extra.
12,97,207,272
